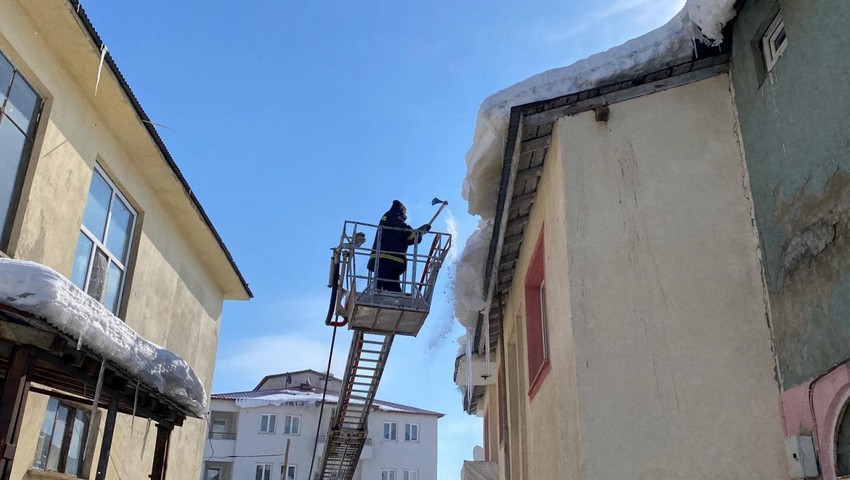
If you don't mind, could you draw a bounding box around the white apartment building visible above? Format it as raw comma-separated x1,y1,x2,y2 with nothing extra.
203,370,442,480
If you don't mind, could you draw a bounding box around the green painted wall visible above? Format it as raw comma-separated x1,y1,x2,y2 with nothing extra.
731,0,850,388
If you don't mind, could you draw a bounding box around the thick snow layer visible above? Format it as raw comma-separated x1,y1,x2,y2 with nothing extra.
0,259,207,417
236,390,424,414
453,1,738,330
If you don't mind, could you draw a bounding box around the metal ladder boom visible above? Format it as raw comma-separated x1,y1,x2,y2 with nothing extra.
316,331,394,480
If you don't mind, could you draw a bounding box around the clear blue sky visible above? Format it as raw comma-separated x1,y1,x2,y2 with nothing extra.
81,1,683,478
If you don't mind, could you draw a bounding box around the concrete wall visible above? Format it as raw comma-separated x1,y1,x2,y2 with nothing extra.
0,1,243,478
559,74,785,478
205,400,439,480
731,0,850,389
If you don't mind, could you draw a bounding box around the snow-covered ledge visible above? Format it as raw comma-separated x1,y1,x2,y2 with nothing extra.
0,258,207,417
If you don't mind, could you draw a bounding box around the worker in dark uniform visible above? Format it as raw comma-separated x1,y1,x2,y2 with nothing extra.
367,200,431,292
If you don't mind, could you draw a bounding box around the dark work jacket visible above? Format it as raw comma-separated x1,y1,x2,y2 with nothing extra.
367,207,422,270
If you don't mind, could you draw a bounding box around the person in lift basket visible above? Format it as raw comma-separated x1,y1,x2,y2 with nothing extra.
367,200,430,292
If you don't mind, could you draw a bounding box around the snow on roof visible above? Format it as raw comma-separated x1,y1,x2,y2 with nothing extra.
453,1,737,330
0,259,207,417
214,386,444,417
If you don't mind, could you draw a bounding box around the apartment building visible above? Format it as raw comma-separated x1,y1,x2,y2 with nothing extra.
203,370,441,480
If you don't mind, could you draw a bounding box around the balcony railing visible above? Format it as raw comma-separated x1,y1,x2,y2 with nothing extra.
208,432,238,440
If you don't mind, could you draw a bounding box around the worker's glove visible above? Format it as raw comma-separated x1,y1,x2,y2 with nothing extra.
418,223,432,233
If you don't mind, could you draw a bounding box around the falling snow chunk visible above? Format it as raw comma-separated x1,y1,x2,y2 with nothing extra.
0,258,207,417
452,1,738,330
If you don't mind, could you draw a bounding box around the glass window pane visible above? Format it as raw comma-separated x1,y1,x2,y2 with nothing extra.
82,171,112,241
63,409,88,476
836,406,850,475
33,398,59,469
0,54,12,104
71,232,94,289
0,117,27,240
6,74,39,135
106,195,133,263
87,248,108,302
104,261,123,313
45,403,70,471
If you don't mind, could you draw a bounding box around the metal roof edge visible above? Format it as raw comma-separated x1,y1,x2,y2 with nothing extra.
66,0,252,299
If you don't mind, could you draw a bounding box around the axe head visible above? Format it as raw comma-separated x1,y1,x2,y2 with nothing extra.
432,197,447,206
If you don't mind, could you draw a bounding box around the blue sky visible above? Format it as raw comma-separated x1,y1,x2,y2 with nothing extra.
81,1,683,478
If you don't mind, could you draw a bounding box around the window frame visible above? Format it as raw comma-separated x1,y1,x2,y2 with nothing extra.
403,470,418,480
762,10,787,72
72,164,138,315
284,414,301,435
32,397,90,477
524,227,550,400
0,49,43,252
259,414,276,434
280,463,296,480
404,422,419,442
381,469,397,480
383,421,398,441
255,463,272,480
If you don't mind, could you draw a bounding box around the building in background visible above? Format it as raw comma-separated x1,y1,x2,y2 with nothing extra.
452,0,850,479
0,1,251,479
204,370,441,480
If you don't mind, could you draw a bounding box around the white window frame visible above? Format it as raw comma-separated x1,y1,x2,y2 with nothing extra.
284,414,301,435
762,10,787,72
260,414,276,434
403,470,418,480
255,463,272,480
74,164,137,314
280,463,296,480
381,469,396,480
404,422,419,442
383,421,397,441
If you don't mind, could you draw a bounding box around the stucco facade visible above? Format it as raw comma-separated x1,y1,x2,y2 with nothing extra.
468,73,789,479
0,1,249,479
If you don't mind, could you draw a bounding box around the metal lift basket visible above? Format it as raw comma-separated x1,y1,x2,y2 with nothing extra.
329,220,452,337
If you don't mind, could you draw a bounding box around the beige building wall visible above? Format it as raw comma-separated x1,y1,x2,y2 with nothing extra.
485,75,786,479
1,1,247,478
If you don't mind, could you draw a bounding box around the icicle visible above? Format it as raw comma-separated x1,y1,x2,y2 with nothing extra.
131,381,139,433
76,334,83,350
95,44,107,96
484,315,491,381
465,327,474,412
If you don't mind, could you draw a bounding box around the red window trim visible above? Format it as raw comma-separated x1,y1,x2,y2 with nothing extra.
525,226,549,401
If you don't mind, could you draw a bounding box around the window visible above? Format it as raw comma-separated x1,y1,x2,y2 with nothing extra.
404,423,419,442
260,414,276,433
524,228,550,399
32,397,90,477
280,464,296,480
284,414,300,435
0,50,42,250
206,467,221,480
71,166,137,314
255,464,272,480
403,470,418,480
383,422,397,441
381,469,396,480
762,10,787,72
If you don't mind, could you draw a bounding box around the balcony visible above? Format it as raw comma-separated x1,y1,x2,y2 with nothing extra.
460,461,497,480
207,432,237,459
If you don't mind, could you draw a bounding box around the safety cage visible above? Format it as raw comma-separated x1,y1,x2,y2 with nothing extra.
327,220,452,337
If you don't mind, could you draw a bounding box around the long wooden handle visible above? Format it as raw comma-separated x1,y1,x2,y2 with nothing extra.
427,202,447,225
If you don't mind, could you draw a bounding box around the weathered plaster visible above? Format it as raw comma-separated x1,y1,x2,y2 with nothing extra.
731,0,850,387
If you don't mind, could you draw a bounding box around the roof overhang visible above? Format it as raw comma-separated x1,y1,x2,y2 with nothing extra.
465,51,730,412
